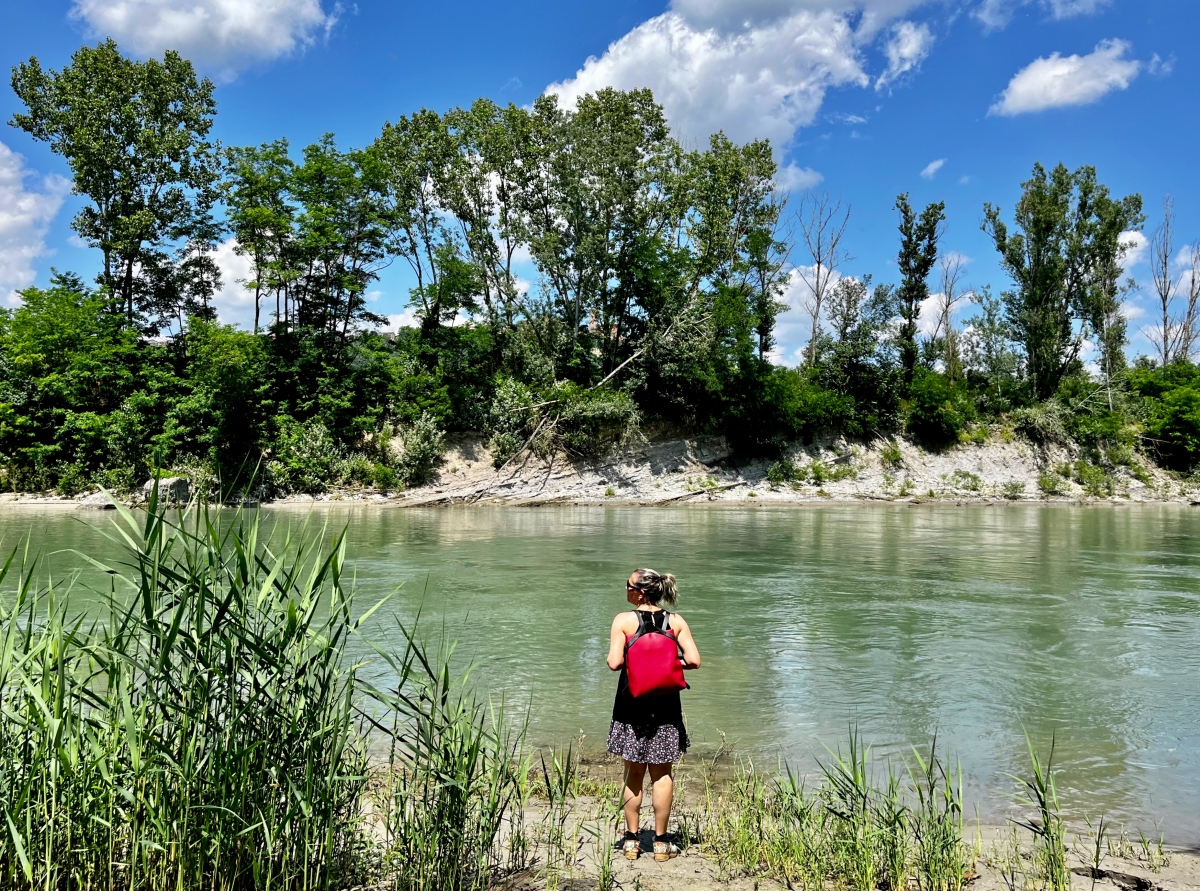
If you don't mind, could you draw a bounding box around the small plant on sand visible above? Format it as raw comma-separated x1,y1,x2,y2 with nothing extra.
1002,481,1025,500
1012,735,1069,891
538,744,578,890
604,486,615,497
821,729,879,891
949,469,982,491
1037,474,1065,497
909,737,969,891
768,459,801,487
1072,460,1115,498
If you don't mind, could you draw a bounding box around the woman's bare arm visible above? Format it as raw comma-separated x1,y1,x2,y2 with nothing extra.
607,614,630,671
671,614,701,669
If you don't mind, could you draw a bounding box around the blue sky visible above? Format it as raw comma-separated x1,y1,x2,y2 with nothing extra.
1,0,1197,363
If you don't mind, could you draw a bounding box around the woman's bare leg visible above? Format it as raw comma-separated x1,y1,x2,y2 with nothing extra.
621,760,647,834
648,762,674,836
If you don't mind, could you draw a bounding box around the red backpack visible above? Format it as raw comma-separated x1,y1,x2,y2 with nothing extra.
624,611,688,698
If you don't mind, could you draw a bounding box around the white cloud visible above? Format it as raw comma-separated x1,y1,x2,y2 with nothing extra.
670,0,928,33
546,8,869,149
0,142,70,306
876,20,933,90
919,158,946,179
383,309,419,332
209,238,257,326
989,39,1140,116
975,0,1111,30
70,0,338,80
776,163,824,193
1148,53,1174,77
1118,230,1148,268
1119,302,1145,321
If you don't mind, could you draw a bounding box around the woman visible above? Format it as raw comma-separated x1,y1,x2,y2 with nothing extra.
606,568,701,862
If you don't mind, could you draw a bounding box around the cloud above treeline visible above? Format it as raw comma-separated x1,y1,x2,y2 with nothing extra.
70,0,339,80
0,142,70,306
990,38,1140,115
974,0,1112,30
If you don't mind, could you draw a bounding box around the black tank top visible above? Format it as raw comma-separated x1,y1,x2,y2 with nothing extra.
611,610,685,727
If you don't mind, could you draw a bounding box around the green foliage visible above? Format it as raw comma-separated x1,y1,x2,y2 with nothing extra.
1,40,1192,494
1037,474,1066,497
894,195,946,386
11,39,220,326
948,470,981,491
545,382,639,459
905,371,975,448
1131,361,1200,472
1072,460,1115,498
880,440,904,469
983,163,1143,401
0,502,529,891
266,418,347,494
391,411,446,486
1002,480,1025,500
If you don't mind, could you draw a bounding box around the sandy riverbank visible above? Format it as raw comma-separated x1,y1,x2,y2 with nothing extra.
501,817,1200,891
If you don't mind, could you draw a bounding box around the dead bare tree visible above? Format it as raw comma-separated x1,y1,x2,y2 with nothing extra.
1148,196,1181,365
795,193,851,365
1180,241,1200,361
932,253,969,381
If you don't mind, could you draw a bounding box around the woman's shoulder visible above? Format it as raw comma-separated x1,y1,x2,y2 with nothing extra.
612,610,639,630
665,610,688,628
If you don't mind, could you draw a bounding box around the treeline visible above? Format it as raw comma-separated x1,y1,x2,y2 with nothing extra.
2,41,1199,497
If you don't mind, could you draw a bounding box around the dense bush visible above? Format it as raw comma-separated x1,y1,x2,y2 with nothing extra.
904,370,975,447
1132,362,1200,472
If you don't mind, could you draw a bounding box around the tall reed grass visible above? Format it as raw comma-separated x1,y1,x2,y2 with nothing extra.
0,489,528,891
694,730,971,891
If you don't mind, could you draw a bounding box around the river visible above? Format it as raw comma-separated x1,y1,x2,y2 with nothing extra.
3,503,1199,840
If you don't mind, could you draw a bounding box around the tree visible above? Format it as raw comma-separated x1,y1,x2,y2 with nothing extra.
1147,196,1200,366
795,193,851,365
982,163,1143,400
932,253,969,382
223,141,297,333
894,193,945,386
10,40,220,328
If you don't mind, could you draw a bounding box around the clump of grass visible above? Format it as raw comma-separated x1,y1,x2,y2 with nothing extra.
949,470,982,491
1002,481,1025,500
908,737,969,891
1037,474,1066,497
695,729,981,891
0,493,370,891
369,619,529,891
880,441,904,470
822,729,879,891
0,489,530,891
1072,460,1115,498
1012,735,1070,891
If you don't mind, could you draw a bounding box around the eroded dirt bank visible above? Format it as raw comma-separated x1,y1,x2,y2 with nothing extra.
388,433,1200,507
4,432,1198,509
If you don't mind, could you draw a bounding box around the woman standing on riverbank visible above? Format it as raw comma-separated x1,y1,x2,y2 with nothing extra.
606,568,701,862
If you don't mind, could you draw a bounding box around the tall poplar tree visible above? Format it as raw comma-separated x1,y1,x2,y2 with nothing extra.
893,193,946,387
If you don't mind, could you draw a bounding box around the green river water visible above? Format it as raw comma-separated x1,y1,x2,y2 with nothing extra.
4,503,1199,841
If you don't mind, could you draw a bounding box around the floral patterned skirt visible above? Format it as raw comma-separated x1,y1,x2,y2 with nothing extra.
606,720,689,764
